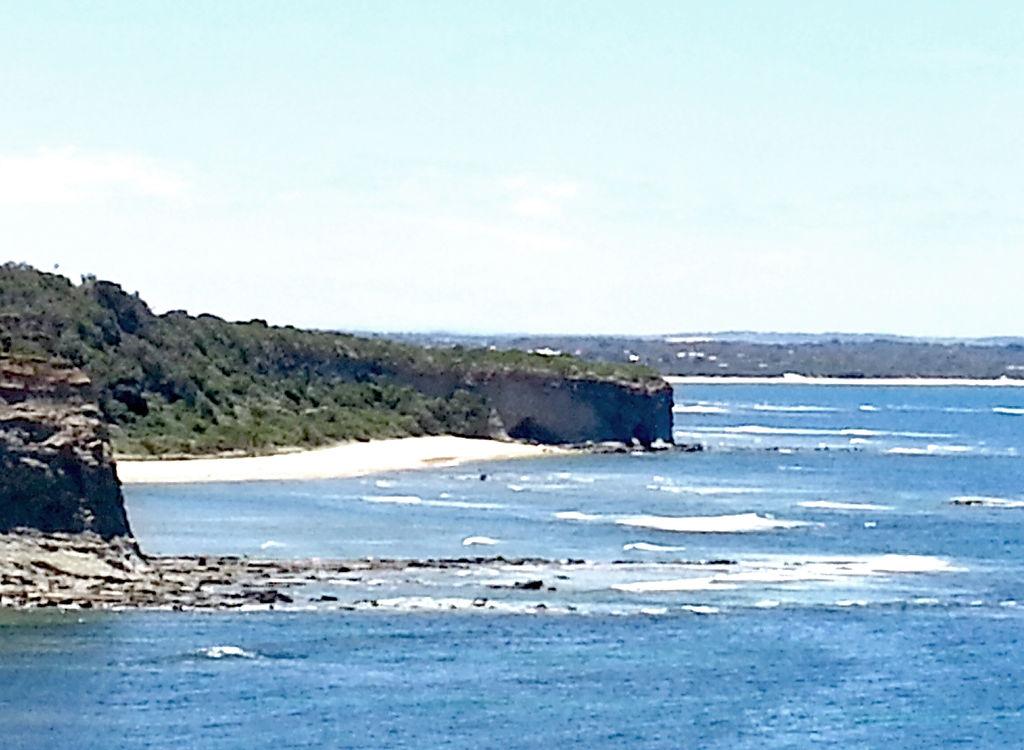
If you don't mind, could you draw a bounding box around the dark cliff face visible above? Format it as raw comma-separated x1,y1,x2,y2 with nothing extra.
476,375,674,445
0,359,131,538
399,368,675,446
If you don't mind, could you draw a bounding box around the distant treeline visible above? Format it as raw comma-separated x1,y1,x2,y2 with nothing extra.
0,264,656,455
385,333,1024,380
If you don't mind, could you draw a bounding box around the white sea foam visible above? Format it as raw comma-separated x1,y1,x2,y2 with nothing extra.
259,540,286,550
753,599,781,609
639,606,670,616
612,576,736,593
647,484,765,496
750,403,837,413
858,404,880,412
950,496,1024,508
688,425,951,439
429,500,505,510
622,542,688,553
797,500,894,511
681,605,720,615
361,495,503,510
197,645,257,660
362,494,423,505
616,512,810,534
860,554,958,574
462,535,500,547
507,484,525,492
374,479,397,488
673,404,730,415
993,407,1024,416
886,444,974,456
554,510,604,522
712,554,959,586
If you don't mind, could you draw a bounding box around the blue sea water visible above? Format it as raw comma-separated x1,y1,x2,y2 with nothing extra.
3,384,1024,748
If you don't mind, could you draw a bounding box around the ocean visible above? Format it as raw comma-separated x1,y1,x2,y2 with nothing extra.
3,383,1024,748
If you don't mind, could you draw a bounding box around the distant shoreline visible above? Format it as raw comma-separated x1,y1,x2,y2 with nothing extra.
117,436,558,485
666,375,1024,387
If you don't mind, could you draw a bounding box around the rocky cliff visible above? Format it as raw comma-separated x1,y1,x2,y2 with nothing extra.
479,374,673,445
399,369,674,445
0,358,131,538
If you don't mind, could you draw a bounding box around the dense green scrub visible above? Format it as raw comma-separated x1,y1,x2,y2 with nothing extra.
0,264,656,455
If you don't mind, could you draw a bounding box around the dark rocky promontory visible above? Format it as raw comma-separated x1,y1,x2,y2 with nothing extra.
0,359,130,538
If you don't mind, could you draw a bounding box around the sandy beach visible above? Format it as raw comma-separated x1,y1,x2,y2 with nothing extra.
666,374,1024,387
117,436,557,485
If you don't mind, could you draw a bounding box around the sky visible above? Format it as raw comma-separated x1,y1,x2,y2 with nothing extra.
2,1,1022,336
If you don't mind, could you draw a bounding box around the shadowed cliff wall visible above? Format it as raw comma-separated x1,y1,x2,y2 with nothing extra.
0,359,131,538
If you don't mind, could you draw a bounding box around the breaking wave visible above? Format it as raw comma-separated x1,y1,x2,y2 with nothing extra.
615,513,811,534
797,500,894,511
361,495,504,510
950,496,1024,509
622,542,688,553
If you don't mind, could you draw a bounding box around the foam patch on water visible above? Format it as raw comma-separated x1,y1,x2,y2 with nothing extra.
462,535,500,546
994,407,1024,416
854,554,959,574
886,444,974,456
259,540,286,550
681,605,720,615
554,510,604,522
648,484,765,496
362,495,504,510
612,576,737,593
616,513,811,534
622,542,688,553
797,501,894,511
673,404,730,415
639,606,670,616
750,403,838,413
197,645,257,660
362,494,423,505
607,553,960,601
687,425,953,440
950,496,1024,508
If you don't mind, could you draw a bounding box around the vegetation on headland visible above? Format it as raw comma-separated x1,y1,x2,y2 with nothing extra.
0,264,660,456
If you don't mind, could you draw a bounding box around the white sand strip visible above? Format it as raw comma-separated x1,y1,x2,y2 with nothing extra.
117,436,556,485
666,375,1024,387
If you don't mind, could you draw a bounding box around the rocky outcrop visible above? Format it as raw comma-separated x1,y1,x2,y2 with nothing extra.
474,373,674,445
0,531,592,611
0,358,131,538
394,368,675,446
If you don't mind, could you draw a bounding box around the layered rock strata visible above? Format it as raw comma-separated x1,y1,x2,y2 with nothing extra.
0,358,131,538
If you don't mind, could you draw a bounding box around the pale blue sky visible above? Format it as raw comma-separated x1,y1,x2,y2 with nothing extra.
2,1,1021,335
